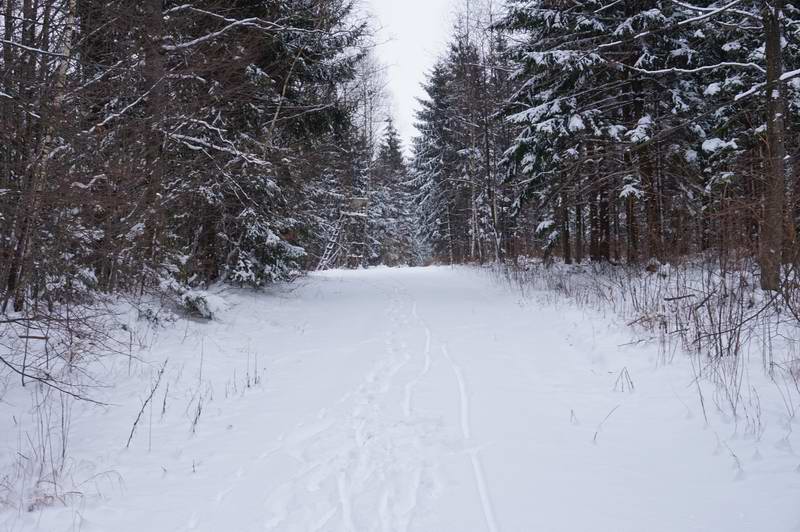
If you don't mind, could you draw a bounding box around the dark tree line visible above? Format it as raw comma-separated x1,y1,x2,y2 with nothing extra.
1,0,418,317
413,0,800,292
3,0,799,312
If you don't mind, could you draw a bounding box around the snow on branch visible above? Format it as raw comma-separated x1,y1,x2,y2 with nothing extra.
166,132,271,167
734,69,800,101
163,18,266,51
782,68,800,83
86,79,164,134
597,0,746,50
670,0,761,23
0,39,69,58
624,61,766,76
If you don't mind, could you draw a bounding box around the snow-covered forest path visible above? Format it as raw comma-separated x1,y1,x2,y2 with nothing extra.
5,267,798,532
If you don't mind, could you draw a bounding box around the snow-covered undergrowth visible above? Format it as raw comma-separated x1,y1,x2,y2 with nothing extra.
1,266,799,531
495,258,800,440
0,288,230,515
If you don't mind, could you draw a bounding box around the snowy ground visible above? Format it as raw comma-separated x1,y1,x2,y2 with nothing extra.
2,266,799,531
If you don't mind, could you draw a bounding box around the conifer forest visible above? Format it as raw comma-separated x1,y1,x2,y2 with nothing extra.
1,1,799,530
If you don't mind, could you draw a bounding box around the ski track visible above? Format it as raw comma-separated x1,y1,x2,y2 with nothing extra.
469,449,500,532
442,344,471,440
442,342,500,532
403,303,433,419
255,281,436,531
253,280,500,532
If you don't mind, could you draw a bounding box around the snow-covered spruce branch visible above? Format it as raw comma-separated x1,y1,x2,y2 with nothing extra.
734,68,800,101
669,0,762,23
165,132,271,167
86,78,165,134
622,61,766,76
596,0,747,51
179,118,233,146
613,66,800,153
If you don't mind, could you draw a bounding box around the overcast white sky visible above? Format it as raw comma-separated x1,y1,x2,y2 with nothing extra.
364,0,456,151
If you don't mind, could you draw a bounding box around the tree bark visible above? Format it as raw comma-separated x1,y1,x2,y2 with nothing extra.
139,0,167,279
560,195,572,264
598,190,611,262
626,195,639,264
575,196,584,264
759,0,786,291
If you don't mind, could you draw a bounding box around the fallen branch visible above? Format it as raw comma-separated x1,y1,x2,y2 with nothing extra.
664,294,696,302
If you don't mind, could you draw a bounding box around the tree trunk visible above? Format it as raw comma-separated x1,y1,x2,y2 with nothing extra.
626,195,639,264
639,149,662,262
575,197,584,264
560,195,572,264
612,194,621,263
139,0,167,280
599,190,611,262
759,0,786,291
589,196,599,261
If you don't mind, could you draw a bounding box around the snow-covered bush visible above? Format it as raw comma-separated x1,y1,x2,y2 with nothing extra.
180,290,228,320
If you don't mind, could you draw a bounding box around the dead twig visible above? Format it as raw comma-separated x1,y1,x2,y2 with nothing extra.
126,360,168,448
